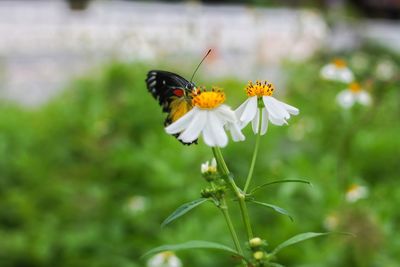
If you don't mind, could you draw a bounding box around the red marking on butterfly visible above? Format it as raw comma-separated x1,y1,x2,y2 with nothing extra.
173,89,184,97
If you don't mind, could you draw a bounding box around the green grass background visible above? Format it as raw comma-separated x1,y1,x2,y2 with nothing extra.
0,44,399,267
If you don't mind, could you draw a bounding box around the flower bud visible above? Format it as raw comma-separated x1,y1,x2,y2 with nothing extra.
201,158,218,182
253,251,264,260
201,158,217,174
249,237,263,247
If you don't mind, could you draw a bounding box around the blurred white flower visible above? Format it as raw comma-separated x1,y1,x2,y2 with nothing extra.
323,213,339,231
320,59,354,83
147,251,182,267
346,184,368,203
235,81,299,135
126,195,147,214
165,88,244,147
375,59,397,81
336,82,372,109
201,158,217,174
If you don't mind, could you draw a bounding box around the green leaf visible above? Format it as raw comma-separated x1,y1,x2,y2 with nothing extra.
250,179,312,194
161,198,209,227
249,200,293,221
271,232,328,256
142,240,241,258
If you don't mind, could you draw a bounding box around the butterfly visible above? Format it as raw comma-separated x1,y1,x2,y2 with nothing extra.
145,50,211,144
146,70,196,127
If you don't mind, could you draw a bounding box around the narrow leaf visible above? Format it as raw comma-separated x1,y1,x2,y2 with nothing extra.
271,232,328,256
142,240,241,258
249,200,293,221
250,179,312,194
161,198,209,227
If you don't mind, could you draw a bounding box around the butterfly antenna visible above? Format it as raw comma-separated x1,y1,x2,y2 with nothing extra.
190,49,211,83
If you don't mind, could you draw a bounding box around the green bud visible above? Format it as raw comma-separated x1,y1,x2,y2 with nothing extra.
249,237,263,247
253,251,264,260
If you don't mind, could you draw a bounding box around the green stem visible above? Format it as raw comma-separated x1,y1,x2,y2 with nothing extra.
212,147,254,240
244,107,263,193
219,197,243,255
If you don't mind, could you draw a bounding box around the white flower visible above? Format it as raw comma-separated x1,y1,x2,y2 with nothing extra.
336,82,372,109
201,158,217,174
345,184,368,203
320,59,354,83
323,213,339,231
125,195,147,214
147,251,182,267
235,81,299,135
165,88,245,147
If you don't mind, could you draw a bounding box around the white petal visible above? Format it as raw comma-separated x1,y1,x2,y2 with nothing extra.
320,64,336,80
356,91,372,106
165,108,197,134
147,254,163,267
239,96,258,123
202,124,216,147
263,96,290,119
281,102,299,115
215,104,237,123
260,108,269,135
234,99,249,119
339,68,354,83
211,158,217,168
201,162,208,173
251,108,260,134
226,122,245,142
206,111,228,147
168,256,182,267
178,110,207,142
336,90,354,109
268,114,287,126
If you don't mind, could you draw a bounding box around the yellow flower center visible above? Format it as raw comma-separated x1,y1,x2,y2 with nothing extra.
347,184,360,193
161,251,175,260
349,82,361,93
246,80,274,97
333,58,347,68
192,87,225,109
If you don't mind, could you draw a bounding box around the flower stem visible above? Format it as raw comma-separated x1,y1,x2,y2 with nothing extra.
244,107,263,193
212,147,254,240
219,197,243,255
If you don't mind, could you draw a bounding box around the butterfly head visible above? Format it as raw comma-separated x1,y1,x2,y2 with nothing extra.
186,82,196,91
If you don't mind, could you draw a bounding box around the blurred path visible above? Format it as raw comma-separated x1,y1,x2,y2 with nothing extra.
0,0,399,106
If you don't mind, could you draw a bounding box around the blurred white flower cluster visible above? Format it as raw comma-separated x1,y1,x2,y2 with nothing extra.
320,59,372,109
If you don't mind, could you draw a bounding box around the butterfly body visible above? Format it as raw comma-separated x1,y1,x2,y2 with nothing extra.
145,70,197,144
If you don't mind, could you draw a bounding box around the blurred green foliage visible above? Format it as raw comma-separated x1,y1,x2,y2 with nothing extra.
0,44,399,267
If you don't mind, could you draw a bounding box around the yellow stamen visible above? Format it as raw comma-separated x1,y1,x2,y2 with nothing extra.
192,87,225,109
349,82,361,93
347,184,360,193
333,58,347,68
246,80,274,97
162,251,174,257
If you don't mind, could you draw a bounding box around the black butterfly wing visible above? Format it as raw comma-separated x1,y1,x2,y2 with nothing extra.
146,70,191,112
